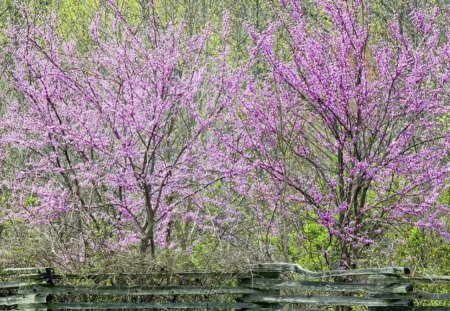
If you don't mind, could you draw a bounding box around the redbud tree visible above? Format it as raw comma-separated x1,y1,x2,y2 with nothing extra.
0,3,235,259
229,0,450,268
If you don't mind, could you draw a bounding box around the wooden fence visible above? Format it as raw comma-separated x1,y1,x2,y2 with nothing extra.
1,263,450,310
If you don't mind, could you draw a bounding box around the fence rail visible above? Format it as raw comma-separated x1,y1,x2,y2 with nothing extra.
1,263,449,310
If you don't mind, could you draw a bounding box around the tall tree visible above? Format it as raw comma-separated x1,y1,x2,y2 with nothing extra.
0,2,235,259
229,0,450,269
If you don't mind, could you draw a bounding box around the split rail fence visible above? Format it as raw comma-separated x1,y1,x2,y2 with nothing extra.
1,263,450,310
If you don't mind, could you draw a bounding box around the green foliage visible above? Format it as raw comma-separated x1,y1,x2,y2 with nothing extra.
50,0,100,42
1,0,450,275
392,228,450,273
24,196,39,207
190,240,216,268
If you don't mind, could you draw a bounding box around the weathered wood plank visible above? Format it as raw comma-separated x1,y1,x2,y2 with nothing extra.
26,272,242,281
241,294,413,307
368,275,403,283
406,276,450,284
26,284,258,296
1,268,53,276
0,294,46,306
415,292,450,301
411,307,450,311
240,278,413,293
249,310,328,311
43,302,260,310
0,295,33,306
254,263,410,277
0,280,48,289
17,302,48,311
371,291,450,301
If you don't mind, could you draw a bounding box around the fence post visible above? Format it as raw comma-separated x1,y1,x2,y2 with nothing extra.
367,274,414,311
237,264,282,310
17,267,54,311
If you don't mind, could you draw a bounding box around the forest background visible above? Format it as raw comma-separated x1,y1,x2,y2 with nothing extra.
1,0,450,275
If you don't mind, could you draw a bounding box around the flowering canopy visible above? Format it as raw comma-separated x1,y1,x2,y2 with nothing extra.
228,0,450,266
0,3,236,257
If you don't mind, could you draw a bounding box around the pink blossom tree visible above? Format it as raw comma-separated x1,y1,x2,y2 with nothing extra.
229,0,450,268
0,3,236,259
